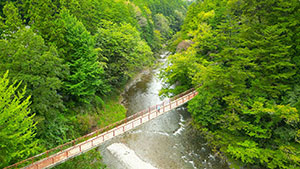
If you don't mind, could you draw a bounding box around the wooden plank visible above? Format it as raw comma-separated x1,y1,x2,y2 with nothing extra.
36,158,52,169
81,141,92,152
53,152,67,163
68,146,80,157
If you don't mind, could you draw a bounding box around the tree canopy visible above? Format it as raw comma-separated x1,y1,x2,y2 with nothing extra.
0,0,188,168
95,20,153,86
162,0,300,168
0,27,65,118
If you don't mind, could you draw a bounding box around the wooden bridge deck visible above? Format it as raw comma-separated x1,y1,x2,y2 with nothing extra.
5,89,198,169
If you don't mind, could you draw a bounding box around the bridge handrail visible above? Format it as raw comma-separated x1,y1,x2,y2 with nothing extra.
170,87,195,101
4,88,196,169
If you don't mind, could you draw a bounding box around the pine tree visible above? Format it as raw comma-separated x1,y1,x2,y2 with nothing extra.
0,71,39,168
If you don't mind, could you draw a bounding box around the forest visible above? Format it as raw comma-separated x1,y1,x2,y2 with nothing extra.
2,0,300,168
0,0,188,168
162,0,300,168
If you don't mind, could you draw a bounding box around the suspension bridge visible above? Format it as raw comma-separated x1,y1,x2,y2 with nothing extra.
5,88,198,169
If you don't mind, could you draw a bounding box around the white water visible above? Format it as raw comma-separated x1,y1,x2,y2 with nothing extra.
173,114,185,136
107,143,158,169
99,52,230,169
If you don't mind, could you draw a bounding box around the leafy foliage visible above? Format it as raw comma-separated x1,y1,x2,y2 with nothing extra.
95,20,153,86
54,9,108,104
154,13,172,39
162,0,300,168
54,149,105,169
0,2,23,38
0,72,39,168
0,27,65,118
0,0,187,167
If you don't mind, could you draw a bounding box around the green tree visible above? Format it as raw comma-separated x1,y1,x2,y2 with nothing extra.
154,13,172,39
0,2,23,38
53,9,108,103
95,20,153,86
59,0,100,34
26,0,58,41
59,0,138,34
131,0,187,51
0,71,39,168
0,27,65,118
162,0,300,168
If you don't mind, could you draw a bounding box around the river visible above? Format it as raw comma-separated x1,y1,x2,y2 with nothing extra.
98,52,230,169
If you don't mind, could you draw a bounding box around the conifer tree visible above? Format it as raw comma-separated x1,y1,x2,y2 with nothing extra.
0,71,39,168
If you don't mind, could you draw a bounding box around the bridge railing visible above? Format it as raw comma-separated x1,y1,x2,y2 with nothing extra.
4,88,198,169
170,88,195,101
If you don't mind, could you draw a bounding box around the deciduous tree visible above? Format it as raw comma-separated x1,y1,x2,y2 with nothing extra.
95,20,153,86
54,9,108,103
0,27,65,118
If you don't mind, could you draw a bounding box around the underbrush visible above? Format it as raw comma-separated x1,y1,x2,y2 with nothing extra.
51,94,126,168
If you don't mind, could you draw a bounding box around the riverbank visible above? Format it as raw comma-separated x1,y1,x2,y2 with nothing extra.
119,51,169,106
52,54,162,169
99,52,230,169
53,93,127,169
54,51,196,169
